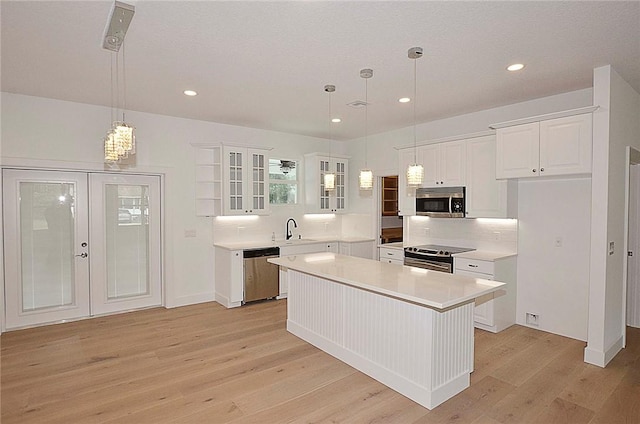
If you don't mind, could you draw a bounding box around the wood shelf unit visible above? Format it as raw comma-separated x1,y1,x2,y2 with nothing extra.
381,176,399,216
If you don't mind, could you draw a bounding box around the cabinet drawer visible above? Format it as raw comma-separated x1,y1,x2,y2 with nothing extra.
381,258,404,266
379,247,404,261
454,258,494,275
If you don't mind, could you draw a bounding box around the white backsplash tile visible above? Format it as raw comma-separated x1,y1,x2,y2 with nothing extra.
405,216,517,252
212,211,344,245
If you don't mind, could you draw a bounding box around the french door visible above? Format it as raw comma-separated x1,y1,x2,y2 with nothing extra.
3,169,161,329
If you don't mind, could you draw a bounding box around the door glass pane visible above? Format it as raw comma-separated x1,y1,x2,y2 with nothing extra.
105,184,150,299
20,182,76,311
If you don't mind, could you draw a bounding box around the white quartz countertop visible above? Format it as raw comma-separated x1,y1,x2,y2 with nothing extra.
269,253,505,310
378,242,404,249
214,237,375,251
452,250,517,261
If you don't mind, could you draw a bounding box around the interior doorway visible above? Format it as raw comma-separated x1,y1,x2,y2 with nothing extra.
626,148,640,334
378,175,403,245
2,169,162,329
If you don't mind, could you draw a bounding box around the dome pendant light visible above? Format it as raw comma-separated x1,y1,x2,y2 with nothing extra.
359,68,374,191
324,84,337,191
406,46,424,187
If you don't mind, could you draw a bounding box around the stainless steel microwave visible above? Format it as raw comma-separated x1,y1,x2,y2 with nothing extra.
415,186,465,218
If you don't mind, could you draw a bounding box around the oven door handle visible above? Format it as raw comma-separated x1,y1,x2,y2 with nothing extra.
404,257,452,273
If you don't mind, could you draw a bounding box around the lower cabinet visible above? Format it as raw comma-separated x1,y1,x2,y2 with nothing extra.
454,255,517,333
378,246,404,265
214,247,244,308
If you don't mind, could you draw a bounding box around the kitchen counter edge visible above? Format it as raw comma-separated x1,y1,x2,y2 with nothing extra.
214,237,376,251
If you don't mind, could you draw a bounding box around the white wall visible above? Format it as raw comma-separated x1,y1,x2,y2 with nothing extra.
517,178,592,341
586,66,640,366
0,92,342,308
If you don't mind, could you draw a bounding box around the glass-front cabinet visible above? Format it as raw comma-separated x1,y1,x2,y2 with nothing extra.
193,144,270,216
223,146,269,215
304,153,349,214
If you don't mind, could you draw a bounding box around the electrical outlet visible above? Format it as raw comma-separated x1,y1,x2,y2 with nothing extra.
493,231,501,241
609,241,615,255
554,236,562,247
424,227,430,236
526,312,539,326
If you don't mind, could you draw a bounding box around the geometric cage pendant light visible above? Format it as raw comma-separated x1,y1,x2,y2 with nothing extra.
103,1,136,165
358,68,373,190
406,46,424,187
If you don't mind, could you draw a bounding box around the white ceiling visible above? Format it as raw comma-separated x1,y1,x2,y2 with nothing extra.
2,1,639,141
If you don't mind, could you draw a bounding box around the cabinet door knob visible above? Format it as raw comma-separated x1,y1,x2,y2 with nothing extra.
532,169,537,173
540,168,544,172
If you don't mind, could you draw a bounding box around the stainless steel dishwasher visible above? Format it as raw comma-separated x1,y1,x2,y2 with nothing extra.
243,247,280,303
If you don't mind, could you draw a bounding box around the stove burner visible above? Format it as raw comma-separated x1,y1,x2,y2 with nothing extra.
404,244,475,257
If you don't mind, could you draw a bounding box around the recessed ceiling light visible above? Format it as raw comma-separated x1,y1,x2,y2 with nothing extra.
183,90,198,96
506,63,525,72
332,118,341,123
399,97,411,103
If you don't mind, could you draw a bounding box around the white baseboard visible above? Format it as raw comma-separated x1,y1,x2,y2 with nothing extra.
584,335,624,367
213,292,241,309
166,292,215,308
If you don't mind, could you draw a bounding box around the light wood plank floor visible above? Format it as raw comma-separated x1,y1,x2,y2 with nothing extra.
1,300,639,423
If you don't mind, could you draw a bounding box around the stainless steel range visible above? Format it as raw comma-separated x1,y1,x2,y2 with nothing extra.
404,244,475,273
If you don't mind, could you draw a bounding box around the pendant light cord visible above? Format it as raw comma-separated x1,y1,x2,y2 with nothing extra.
364,76,368,168
328,87,332,161
413,56,417,163
110,52,115,125
122,41,127,122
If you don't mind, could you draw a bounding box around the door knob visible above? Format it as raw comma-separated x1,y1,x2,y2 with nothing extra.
75,252,88,258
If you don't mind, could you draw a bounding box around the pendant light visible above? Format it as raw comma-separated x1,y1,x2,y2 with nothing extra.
358,68,374,190
324,84,337,191
103,1,136,165
406,46,424,187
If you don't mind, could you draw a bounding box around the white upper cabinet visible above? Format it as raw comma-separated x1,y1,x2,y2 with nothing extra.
420,141,466,187
223,146,270,215
539,114,592,176
466,135,517,218
496,113,592,179
305,153,349,214
397,141,466,215
495,123,540,179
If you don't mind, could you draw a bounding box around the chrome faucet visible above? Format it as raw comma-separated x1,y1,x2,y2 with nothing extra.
286,218,298,240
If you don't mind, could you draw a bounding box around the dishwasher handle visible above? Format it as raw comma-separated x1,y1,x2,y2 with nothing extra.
243,247,280,259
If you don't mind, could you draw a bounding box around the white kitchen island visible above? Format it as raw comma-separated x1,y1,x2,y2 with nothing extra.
268,252,505,410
